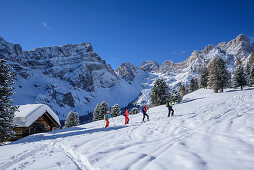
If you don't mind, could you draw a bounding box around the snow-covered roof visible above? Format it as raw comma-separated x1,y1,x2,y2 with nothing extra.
14,104,61,127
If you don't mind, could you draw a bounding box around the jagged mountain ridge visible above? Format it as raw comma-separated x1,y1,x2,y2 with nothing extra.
0,34,253,119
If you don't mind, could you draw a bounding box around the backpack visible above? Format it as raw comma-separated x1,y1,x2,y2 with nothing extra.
104,114,110,119
142,106,146,113
166,101,169,107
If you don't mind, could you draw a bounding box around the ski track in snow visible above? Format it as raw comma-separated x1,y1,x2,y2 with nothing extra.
0,88,254,170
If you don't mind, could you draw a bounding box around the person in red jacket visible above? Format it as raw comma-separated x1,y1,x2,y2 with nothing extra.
124,109,130,124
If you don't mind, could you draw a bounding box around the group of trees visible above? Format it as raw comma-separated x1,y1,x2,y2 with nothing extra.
150,78,182,106
200,57,254,92
93,102,122,122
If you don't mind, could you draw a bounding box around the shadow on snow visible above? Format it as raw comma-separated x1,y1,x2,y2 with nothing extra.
182,98,204,104
10,126,126,145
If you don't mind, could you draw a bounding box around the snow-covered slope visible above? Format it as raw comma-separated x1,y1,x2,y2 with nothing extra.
1,88,253,170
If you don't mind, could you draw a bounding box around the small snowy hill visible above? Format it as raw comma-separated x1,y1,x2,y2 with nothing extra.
1,88,254,170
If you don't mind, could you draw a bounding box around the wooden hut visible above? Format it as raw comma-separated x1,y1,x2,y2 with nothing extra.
12,104,61,141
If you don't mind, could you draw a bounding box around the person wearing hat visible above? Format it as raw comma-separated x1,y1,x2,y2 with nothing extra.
142,105,149,122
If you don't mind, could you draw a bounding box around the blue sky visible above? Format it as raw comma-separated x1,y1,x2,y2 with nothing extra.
0,0,254,69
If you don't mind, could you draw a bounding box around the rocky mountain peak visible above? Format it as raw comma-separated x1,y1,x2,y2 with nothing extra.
140,60,159,72
203,44,214,55
115,62,138,81
159,60,174,73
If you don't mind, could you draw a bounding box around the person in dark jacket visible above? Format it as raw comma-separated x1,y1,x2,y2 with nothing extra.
166,100,174,117
142,105,149,122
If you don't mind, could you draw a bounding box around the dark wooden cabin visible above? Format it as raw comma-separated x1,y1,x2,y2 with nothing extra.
12,104,61,141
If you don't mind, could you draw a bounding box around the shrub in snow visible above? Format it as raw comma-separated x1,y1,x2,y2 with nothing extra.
64,111,80,128
131,107,139,115
232,65,247,90
200,66,209,88
170,89,182,103
0,59,18,142
151,78,169,106
93,101,109,121
110,104,121,117
208,58,231,93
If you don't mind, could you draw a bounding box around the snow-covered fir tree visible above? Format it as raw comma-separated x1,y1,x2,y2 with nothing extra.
200,66,209,88
246,63,251,86
179,84,187,96
64,111,80,128
232,65,247,90
0,59,17,142
131,107,139,115
93,101,109,121
170,89,182,103
110,104,121,117
208,58,231,93
151,78,169,106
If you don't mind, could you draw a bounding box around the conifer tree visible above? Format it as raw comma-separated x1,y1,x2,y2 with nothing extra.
131,107,139,115
208,58,231,92
250,65,254,86
110,104,121,117
249,51,254,65
179,84,187,96
93,101,109,121
200,66,209,88
189,78,198,92
170,89,182,103
246,63,251,86
64,111,80,128
151,78,169,106
0,59,17,142
232,65,247,90
194,78,199,90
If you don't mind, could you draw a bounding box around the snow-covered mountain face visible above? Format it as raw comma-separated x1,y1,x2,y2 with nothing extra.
1,34,253,120
0,37,144,120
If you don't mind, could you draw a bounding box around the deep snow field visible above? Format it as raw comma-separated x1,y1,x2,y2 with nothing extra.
0,88,254,170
